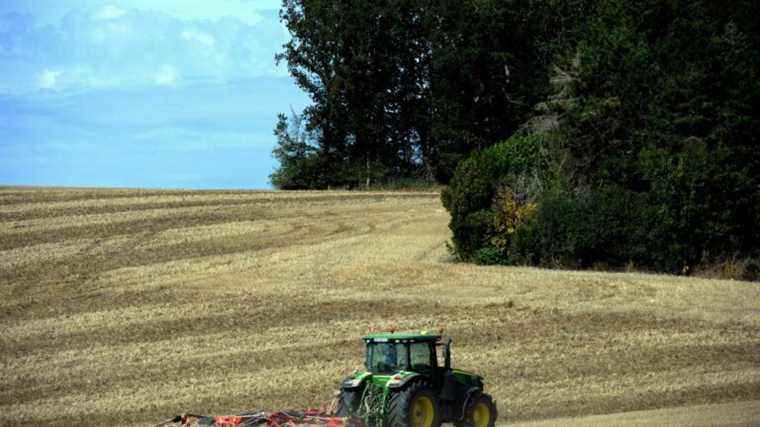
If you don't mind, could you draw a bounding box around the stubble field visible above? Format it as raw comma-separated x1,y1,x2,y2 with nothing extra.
1,187,759,426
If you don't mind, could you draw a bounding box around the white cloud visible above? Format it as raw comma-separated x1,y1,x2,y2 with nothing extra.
38,69,62,89
2,7,288,94
154,65,180,86
94,5,126,20
181,30,215,48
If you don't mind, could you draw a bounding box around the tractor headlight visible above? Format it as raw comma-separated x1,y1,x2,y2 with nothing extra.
343,379,362,388
387,374,404,387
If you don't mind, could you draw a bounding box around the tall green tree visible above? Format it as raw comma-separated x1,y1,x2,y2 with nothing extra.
270,111,322,189
273,0,555,188
426,0,554,182
277,0,432,188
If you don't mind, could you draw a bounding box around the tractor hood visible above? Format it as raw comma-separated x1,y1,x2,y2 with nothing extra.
341,370,419,390
450,368,484,387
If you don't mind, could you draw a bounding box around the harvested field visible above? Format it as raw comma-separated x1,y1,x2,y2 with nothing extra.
1,187,759,426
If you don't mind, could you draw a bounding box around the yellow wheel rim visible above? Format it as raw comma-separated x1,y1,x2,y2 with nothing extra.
410,395,435,427
473,402,491,427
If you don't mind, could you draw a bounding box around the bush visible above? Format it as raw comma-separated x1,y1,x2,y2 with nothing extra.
442,133,556,261
509,187,659,269
473,247,503,266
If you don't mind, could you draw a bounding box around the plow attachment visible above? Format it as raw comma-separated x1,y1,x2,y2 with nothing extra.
156,409,366,427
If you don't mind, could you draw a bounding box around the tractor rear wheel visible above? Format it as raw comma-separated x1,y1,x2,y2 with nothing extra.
335,388,362,416
456,393,497,427
386,382,442,427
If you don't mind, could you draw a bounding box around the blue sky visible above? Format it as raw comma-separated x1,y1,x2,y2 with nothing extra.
0,0,309,189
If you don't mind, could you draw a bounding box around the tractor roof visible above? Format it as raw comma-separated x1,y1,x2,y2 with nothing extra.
363,331,441,342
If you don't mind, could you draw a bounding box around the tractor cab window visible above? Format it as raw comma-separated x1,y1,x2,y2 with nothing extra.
409,342,433,371
366,342,409,373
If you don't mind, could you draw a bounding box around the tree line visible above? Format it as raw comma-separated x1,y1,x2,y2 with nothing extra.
271,0,760,278
271,0,557,188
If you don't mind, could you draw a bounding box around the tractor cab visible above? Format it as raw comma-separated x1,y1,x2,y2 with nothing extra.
363,331,450,375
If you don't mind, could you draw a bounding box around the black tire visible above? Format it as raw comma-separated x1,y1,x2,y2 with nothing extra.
455,393,497,427
335,388,362,416
386,381,442,427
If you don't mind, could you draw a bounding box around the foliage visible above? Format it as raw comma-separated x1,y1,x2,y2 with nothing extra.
441,133,555,263
443,0,760,277
273,0,555,187
555,0,760,273
270,111,322,189
509,187,656,268
424,0,555,182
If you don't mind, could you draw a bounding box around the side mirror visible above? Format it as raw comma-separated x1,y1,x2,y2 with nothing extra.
444,338,452,370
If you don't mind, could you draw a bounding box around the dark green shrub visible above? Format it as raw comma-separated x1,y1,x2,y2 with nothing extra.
473,247,503,266
442,133,556,261
509,187,660,269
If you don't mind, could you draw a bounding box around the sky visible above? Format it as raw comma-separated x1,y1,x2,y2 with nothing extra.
0,0,310,189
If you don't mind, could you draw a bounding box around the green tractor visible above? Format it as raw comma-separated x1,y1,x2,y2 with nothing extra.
335,331,497,427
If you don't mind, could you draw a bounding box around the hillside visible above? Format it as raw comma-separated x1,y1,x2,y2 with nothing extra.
1,187,759,425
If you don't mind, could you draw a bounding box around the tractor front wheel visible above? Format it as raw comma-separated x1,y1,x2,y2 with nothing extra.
386,382,441,427
335,388,362,416
456,393,497,427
